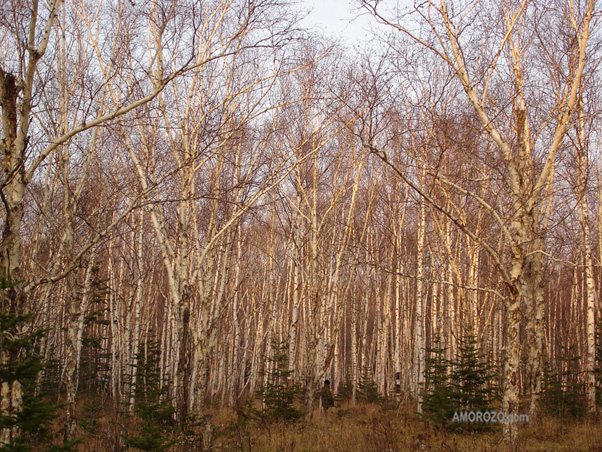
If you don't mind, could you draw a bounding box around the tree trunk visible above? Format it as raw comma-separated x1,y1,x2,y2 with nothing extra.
0,67,27,448
502,285,520,451
414,199,426,413
575,104,597,414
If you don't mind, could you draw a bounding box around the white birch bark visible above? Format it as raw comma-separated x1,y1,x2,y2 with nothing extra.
414,198,426,413
128,211,145,411
575,103,597,413
0,2,59,442
359,1,596,447
351,292,358,404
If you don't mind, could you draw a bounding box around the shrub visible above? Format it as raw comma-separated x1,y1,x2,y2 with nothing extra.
358,368,383,404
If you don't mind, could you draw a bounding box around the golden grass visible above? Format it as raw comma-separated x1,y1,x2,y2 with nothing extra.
38,396,602,452
207,403,602,452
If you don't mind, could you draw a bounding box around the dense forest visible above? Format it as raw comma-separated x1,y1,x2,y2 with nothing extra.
1,0,602,451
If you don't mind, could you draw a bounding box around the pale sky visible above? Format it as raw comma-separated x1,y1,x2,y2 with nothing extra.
300,0,376,44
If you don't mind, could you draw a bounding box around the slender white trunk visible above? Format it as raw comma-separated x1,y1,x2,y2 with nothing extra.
394,255,402,399
502,285,521,449
229,229,243,405
0,66,27,447
575,105,597,413
289,261,300,376
65,253,96,440
351,293,358,404
415,199,426,413
128,211,145,411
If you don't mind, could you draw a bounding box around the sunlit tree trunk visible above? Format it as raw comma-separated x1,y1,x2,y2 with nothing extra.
575,102,597,414
0,1,59,441
414,197,426,413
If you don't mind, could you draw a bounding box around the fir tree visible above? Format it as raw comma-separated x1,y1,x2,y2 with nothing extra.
256,340,302,423
357,367,383,404
0,304,77,451
78,266,110,394
335,374,353,403
450,329,498,414
421,336,455,428
123,338,176,452
421,330,499,431
542,345,586,419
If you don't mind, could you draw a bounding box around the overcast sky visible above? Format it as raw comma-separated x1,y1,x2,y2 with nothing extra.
300,0,376,44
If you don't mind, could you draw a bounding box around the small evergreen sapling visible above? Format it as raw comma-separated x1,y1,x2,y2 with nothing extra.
0,305,77,451
450,329,498,415
123,339,176,452
358,367,383,404
542,345,586,420
335,374,353,403
78,266,110,394
256,340,302,423
421,336,455,428
421,330,499,431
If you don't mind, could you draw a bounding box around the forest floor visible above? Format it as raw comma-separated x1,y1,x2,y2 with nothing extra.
204,402,602,452
59,397,602,452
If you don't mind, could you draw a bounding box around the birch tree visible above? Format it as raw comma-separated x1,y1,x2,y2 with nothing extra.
361,0,598,448
117,5,319,435
569,98,598,414
275,49,359,416
0,0,222,444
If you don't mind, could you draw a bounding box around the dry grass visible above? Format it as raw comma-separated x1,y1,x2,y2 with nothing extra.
36,397,602,451
207,403,602,452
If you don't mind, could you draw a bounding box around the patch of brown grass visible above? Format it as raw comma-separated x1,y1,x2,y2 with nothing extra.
208,403,602,452
37,396,602,452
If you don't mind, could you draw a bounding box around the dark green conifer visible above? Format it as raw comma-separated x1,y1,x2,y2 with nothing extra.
335,374,353,403
256,340,302,423
421,336,455,428
450,329,497,414
542,345,586,419
357,367,383,404
421,330,499,431
123,338,176,452
78,266,110,394
0,301,77,451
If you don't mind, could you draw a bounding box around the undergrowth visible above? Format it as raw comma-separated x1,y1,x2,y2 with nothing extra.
209,401,602,452
30,396,602,452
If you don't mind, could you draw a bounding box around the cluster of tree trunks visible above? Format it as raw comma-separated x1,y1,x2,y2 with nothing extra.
0,1,600,451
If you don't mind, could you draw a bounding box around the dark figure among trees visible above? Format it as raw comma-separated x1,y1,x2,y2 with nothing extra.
321,380,334,411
